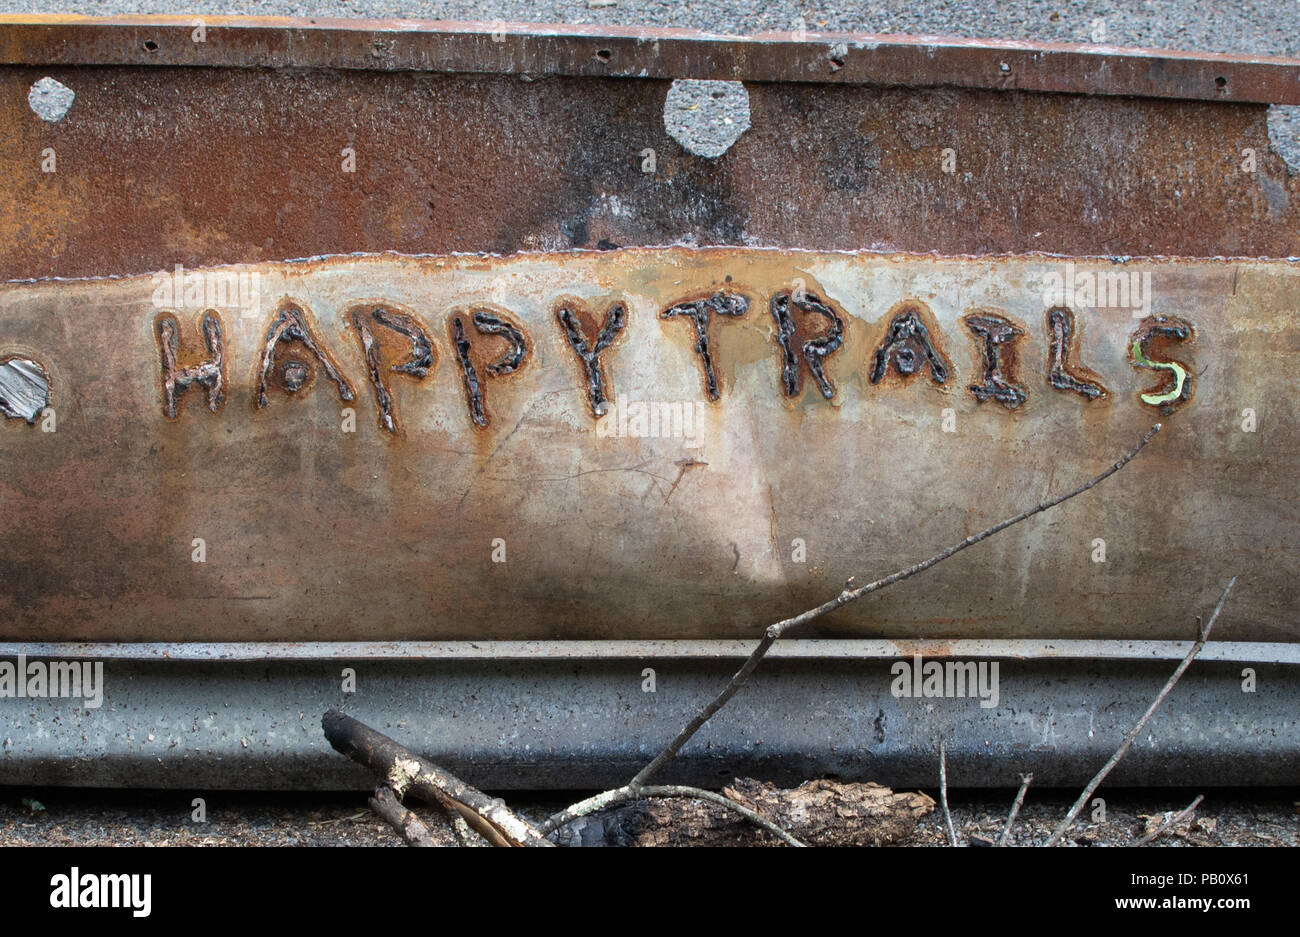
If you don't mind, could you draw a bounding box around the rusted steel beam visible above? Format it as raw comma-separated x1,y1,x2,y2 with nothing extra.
0,69,1296,279
0,16,1298,104
0,23,1296,646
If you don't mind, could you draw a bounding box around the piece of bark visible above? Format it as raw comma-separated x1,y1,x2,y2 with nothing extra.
551,778,934,847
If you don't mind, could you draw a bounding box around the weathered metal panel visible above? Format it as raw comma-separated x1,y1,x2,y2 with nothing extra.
1,18,1297,789
0,66,1297,277
1,250,1296,643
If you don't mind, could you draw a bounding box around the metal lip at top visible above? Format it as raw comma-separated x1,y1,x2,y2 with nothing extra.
0,14,1299,104
2,640,1297,665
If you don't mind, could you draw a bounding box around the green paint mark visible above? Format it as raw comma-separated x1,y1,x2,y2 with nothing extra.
1131,338,1186,406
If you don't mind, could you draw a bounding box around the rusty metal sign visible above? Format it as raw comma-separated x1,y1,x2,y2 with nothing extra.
2,248,1296,644
1,17,1299,789
1,18,1297,648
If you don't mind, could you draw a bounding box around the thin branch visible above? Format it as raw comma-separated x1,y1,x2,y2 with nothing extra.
629,423,1163,789
939,740,959,846
368,785,438,847
308,810,368,826
997,773,1034,847
1045,578,1235,847
1136,794,1205,846
540,784,805,846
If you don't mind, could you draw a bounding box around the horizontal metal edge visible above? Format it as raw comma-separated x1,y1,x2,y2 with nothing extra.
6,248,1300,290
3,658,1296,789
2,640,1296,664
0,15,1298,104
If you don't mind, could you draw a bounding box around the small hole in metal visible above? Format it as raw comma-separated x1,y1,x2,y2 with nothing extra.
143,39,159,52
595,48,612,62
1215,76,1227,89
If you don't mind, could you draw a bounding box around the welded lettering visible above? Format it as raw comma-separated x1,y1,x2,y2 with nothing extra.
963,311,1027,409
556,301,626,417
1046,306,1107,400
256,302,356,407
351,305,434,434
1129,315,1194,411
869,302,951,386
769,290,844,400
450,309,530,429
660,292,749,400
156,310,225,419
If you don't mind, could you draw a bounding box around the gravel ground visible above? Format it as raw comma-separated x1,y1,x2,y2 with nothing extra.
911,789,1300,847
1,786,1296,846
0,2,1295,846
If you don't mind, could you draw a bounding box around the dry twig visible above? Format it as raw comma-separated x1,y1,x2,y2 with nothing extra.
941,743,961,842
997,773,1034,847
449,814,477,847
308,810,369,826
1044,579,1235,847
1136,794,1205,846
939,740,959,846
368,785,438,847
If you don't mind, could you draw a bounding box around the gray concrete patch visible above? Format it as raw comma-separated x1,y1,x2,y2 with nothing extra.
663,79,750,158
1268,104,1300,172
26,76,73,122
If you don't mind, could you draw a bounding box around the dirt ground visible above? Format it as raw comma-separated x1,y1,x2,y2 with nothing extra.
1,786,1294,847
